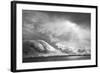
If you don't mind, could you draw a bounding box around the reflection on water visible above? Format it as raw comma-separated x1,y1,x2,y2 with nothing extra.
23,55,91,63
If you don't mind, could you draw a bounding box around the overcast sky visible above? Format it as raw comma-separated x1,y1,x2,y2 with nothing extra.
22,10,91,50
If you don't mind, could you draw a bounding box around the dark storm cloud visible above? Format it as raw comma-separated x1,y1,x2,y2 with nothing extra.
23,10,90,27
41,11,91,27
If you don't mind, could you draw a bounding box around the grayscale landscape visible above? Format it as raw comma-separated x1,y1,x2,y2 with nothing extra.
22,10,91,62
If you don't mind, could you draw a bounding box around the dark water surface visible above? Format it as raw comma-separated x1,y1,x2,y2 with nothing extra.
23,55,91,63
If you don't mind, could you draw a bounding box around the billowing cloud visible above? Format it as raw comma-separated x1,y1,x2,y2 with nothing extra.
22,10,91,52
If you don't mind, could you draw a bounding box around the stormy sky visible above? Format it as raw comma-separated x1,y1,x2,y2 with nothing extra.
22,10,91,50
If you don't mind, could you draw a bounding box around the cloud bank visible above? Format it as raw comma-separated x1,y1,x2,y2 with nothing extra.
22,10,91,52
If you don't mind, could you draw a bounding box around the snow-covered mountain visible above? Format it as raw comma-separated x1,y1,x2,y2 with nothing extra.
23,40,90,58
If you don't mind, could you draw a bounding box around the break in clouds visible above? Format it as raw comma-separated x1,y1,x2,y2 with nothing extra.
22,10,91,57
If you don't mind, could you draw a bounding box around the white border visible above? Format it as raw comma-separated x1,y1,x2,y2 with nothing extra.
16,4,96,70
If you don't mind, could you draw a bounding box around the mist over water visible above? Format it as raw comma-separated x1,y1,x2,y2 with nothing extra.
22,10,91,57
